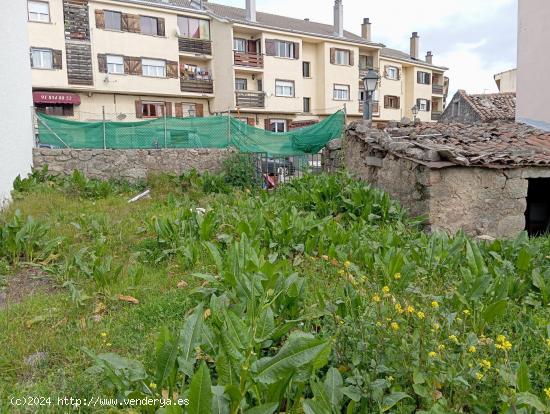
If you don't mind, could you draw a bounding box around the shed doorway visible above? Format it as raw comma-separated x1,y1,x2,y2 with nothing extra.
526,178,550,236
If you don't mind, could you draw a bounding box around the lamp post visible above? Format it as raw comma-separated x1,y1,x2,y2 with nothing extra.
362,69,380,121
411,105,419,123
188,106,196,118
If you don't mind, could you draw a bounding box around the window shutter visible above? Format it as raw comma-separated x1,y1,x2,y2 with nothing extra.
416,98,420,109
29,49,34,68
97,54,107,73
165,102,172,117
95,10,105,29
125,56,141,75
52,50,63,69
264,118,271,130
384,96,389,108
157,18,165,36
166,61,179,78
397,68,401,80
285,120,290,132
293,42,300,59
195,103,204,117
135,100,143,118
417,71,421,83
349,51,354,66
122,14,129,31
257,79,263,92
330,48,336,64
383,65,388,78
247,40,257,54
247,118,255,126
265,39,276,56
175,103,183,118
123,14,140,33
427,74,432,85
427,100,431,112
396,97,401,109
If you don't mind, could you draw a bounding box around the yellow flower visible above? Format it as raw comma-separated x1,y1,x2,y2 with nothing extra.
395,304,404,314
545,388,550,399
468,346,477,354
338,269,346,276
502,341,512,351
431,301,439,309
417,311,426,320
344,261,351,269
476,372,484,381
438,344,445,351
106,343,112,347
433,323,441,330
463,309,471,316
150,383,157,389
394,273,401,280
428,351,437,358
376,321,382,327
372,294,381,303
391,322,399,331
386,376,394,382
449,335,459,344
406,305,415,314
382,286,390,294
100,332,107,338
480,359,491,370
496,335,506,344
546,338,550,348
456,317,463,322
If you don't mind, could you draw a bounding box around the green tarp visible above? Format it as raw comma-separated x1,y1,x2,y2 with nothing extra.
37,110,344,156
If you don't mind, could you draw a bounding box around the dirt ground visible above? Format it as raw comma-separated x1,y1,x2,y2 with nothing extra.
0,266,58,310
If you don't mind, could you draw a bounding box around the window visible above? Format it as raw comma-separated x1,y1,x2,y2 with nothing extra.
177,16,210,40
234,38,247,52
418,99,430,111
360,89,379,102
386,66,399,80
31,48,53,69
106,55,124,74
28,1,49,22
235,78,247,90
142,59,166,77
35,104,74,116
303,61,311,78
303,97,311,113
275,41,295,58
384,95,400,109
335,49,350,65
270,119,287,133
359,55,374,70
104,10,122,31
142,102,165,118
417,71,431,84
141,16,159,35
275,80,294,97
333,84,350,101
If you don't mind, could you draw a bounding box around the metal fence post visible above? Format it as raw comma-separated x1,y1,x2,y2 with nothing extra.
102,106,107,149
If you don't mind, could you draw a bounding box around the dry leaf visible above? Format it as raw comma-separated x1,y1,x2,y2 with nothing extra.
117,294,140,305
201,280,209,287
177,280,189,289
79,316,87,329
162,389,169,400
94,302,107,315
203,308,212,319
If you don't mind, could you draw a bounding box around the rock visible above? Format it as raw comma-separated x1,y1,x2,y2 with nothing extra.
400,117,412,126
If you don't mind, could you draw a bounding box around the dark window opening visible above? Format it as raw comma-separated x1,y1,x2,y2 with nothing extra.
526,178,550,236
35,104,74,116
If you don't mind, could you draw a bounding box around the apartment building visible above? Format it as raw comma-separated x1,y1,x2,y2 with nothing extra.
27,0,449,131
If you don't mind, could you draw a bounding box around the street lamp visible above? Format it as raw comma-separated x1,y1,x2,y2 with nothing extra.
362,69,380,120
188,106,196,118
411,105,419,123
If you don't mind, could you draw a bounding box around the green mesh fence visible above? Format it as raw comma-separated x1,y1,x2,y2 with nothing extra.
37,110,344,156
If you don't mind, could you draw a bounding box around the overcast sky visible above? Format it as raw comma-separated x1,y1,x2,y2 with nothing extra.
214,0,518,98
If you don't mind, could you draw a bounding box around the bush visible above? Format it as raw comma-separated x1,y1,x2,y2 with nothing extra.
222,153,260,189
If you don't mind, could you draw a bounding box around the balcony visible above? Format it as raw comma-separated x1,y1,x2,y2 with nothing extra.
180,79,214,94
359,101,380,116
432,84,444,95
179,38,212,55
359,67,380,79
236,91,265,108
431,111,442,121
234,51,264,68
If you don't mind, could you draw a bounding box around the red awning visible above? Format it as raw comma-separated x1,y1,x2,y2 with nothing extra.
33,91,81,105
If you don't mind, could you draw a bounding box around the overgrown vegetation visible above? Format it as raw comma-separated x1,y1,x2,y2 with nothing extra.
1,169,550,413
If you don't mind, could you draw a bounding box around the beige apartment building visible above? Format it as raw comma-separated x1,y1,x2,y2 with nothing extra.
27,0,448,131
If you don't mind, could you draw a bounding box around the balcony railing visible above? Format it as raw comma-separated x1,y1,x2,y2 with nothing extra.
359,67,380,78
431,111,442,121
180,79,214,94
236,91,265,108
359,100,380,116
179,38,212,55
432,84,444,95
234,51,264,68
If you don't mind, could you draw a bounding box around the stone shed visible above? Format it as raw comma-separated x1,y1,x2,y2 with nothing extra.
345,121,550,238
440,90,516,124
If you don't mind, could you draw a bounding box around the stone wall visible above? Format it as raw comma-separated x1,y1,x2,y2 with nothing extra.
33,148,235,181
343,124,550,238
322,139,344,173
440,91,482,124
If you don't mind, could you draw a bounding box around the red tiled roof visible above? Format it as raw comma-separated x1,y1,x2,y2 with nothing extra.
458,90,516,122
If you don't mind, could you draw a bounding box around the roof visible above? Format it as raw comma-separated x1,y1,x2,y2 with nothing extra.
349,121,550,169
457,90,516,122
381,47,448,71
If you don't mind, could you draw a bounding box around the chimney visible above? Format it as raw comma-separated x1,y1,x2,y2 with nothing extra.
246,0,256,22
410,32,419,59
361,18,371,42
426,51,433,64
333,0,344,37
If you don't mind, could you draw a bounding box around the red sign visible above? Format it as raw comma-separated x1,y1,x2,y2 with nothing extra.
33,91,81,105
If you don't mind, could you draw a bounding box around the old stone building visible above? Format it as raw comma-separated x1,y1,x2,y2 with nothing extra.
344,121,550,238
440,90,516,124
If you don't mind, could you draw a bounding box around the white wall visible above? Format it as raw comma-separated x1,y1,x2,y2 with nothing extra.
0,1,34,206
516,0,550,130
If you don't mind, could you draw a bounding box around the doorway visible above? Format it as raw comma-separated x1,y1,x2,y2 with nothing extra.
525,178,550,236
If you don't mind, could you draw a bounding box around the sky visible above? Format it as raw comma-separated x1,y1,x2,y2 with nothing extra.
212,0,518,98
